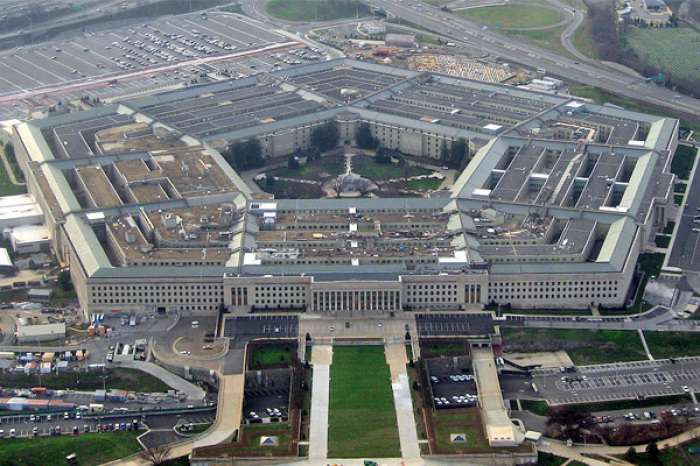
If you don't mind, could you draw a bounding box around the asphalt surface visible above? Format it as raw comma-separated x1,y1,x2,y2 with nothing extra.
0,408,215,439
667,163,700,271
344,0,700,123
526,358,700,404
415,312,494,336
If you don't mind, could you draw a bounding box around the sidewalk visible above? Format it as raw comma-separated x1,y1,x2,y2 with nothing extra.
309,345,333,459
385,344,421,459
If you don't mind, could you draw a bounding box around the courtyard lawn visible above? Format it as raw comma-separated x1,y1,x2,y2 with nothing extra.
455,4,562,28
0,431,142,466
266,0,371,21
501,328,647,365
267,155,345,181
351,156,430,181
328,346,400,458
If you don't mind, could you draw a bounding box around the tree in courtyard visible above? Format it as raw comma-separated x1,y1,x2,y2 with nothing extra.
448,137,467,168
287,155,300,170
375,145,390,164
311,120,339,152
222,138,264,171
356,122,377,149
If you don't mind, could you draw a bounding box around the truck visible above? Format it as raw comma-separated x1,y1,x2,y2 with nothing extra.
89,403,104,413
536,67,546,74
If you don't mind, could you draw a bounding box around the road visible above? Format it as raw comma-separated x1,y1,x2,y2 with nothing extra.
240,0,700,124
502,357,700,404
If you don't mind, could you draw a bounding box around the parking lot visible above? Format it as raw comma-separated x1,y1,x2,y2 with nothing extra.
0,11,319,120
223,315,299,340
0,407,215,438
430,374,478,410
415,313,494,337
242,388,290,423
532,358,700,404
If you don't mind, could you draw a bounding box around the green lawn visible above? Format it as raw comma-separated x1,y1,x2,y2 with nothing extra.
192,423,295,457
351,156,430,181
266,0,371,21
420,341,470,358
249,344,294,369
520,400,549,416
537,452,568,466
571,17,597,59
431,410,491,453
455,4,562,28
0,431,141,466
566,394,690,414
267,155,345,180
502,25,573,60
328,346,400,458
671,145,697,181
219,3,244,14
0,368,171,392
644,331,700,359
502,328,647,365
0,155,26,197
389,177,442,191
519,399,550,416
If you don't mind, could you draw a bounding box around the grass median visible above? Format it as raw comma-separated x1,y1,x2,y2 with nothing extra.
327,346,400,458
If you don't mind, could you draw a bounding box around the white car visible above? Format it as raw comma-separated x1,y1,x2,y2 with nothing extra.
683,385,690,393
179,350,191,355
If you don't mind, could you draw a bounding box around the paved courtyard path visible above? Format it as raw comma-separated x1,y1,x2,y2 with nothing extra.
309,345,333,459
385,344,422,459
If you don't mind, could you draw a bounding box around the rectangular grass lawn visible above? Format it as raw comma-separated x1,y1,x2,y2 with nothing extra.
328,346,401,458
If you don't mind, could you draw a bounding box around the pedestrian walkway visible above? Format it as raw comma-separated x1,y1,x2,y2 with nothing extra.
194,373,244,447
638,329,654,360
385,344,421,459
309,345,333,459
472,346,524,446
118,360,206,400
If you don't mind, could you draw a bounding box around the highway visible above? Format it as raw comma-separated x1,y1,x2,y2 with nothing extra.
363,0,700,122
239,0,700,124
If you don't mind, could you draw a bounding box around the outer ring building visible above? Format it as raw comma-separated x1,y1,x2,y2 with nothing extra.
12,58,678,320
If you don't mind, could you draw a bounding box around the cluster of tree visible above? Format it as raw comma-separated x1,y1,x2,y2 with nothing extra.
546,405,591,442
630,16,679,28
221,138,264,171
440,138,470,170
599,418,683,447
287,155,300,169
311,121,340,152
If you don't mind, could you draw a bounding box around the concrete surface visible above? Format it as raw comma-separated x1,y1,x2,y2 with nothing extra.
309,345,333,459
472,346,523,446
118,360,206,401
385,344,421,459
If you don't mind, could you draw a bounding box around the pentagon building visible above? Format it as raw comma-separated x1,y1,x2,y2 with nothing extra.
12,59,678,318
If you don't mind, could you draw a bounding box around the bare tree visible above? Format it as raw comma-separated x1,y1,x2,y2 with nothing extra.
139,445,172,466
